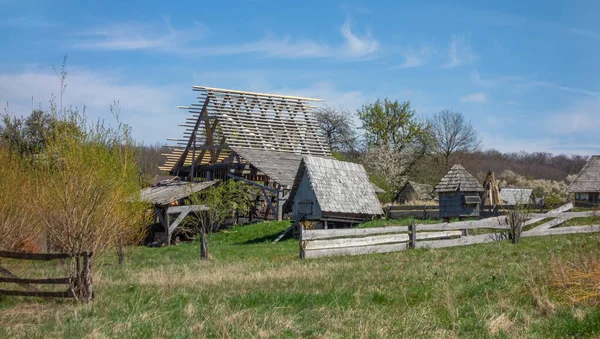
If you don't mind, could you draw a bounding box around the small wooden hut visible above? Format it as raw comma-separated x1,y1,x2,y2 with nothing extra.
434,164,484,221
568,155,600,207
397,181,434,204
289,155,383,228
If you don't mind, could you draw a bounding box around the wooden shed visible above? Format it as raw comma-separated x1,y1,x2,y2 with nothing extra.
397,181,434,204
500,188,534,206
434,164,484,221
568,155,600,207
289,155,383,228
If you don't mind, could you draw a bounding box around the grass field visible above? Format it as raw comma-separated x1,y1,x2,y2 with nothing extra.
1,218,600,338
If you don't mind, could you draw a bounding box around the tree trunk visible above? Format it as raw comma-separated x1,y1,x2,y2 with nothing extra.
118,230,125,265
200,228,208,260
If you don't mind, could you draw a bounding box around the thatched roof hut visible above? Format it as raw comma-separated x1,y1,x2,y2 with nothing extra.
434,164,484,220
289,155,383,226
568,155,600,207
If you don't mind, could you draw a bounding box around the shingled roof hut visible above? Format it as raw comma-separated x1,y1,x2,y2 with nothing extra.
568,155,600,207
397,181,434,204
289,155,383,228
161,86,332,220
434,164,484,221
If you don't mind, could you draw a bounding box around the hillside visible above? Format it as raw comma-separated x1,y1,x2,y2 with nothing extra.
1,220,599,337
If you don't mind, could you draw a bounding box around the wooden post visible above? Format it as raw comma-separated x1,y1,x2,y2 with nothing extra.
164,207,171,245
299,224,305,259
276,190,284,221
409,220,417,249
461,229,469,237
200,228,208,260
422,205,427,219
80,252,93,303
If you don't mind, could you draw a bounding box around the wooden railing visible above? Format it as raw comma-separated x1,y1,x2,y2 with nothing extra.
0,251,93,302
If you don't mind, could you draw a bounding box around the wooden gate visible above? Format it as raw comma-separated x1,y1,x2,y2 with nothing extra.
0,251,93,302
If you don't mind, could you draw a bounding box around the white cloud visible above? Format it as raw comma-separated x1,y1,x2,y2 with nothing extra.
443,34,477,68
339,19,379,58
0,68,185,144
460,92,488,103
393,45,434,69
73,20,208,52
74,18,379,60
543,99,600,135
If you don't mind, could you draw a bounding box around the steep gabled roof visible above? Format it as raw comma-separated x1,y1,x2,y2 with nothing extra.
403,181,434,200
161,86,331,174
500,188,533,205
231,146,303,189
568,155,600,193
291,156,383,216
434,164,484,193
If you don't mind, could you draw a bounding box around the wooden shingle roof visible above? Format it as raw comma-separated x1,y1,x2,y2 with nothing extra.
568,155,600,193
434,164,484,193
140,180,218,206
293,156,383,216
231,146,303,189
500,188,533,205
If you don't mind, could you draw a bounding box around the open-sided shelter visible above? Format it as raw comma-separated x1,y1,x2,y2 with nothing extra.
289,155,383,228
160,86,331,220
568,155,600,207
434,164,484,221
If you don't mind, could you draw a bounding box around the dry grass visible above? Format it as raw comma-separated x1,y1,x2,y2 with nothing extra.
550,251,600,306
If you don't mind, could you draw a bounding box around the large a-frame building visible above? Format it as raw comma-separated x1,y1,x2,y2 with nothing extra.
160,86,332,220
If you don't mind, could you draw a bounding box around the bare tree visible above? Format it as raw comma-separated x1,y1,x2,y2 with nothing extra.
314,106,357,154
428,109,481,172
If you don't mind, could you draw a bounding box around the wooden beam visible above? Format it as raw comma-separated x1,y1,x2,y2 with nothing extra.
0,277,71,284
0,289,73,298
0,251,72,260
226,173,278,194
193,85,324,102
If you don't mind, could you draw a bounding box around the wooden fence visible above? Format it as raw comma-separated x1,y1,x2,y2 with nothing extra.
0,251,93,302
300,204,600,259
386,204,560,219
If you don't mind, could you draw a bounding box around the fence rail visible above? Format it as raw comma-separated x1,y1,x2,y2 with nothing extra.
0,251,93,302
300,203,600,259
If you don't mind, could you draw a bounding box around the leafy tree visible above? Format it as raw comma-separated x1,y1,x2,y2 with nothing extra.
358,99,430,199
428,109,481,173
189,180,255,260
0,107,55,157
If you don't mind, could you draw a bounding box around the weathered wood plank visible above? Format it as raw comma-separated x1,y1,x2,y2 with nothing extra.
167,205,209,214
527,211,595,218
416,233,505,249
0,277,70,284
415,216,509,231
302,226,408,240
388,205,438,211
0,265,39,292
0,251,71,260
305,234,409,250
389,211,440,218
0,289,73,298
524,202,573,227
523,216,574,235
523,225,600,237
303,243,408,259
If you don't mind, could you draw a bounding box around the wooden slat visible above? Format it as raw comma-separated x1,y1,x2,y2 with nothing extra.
416,233,505,249
523,225,600,237
305,234,409,250
527,211,595,218
0,289,73,298
0,251,72,260
524,202,573,227
303,243,408,259
389,211,440,218
167,205,209,214
303,226,409,240
194,86,324,102
0,277,70,284
415,216,509,231
388,205,437,211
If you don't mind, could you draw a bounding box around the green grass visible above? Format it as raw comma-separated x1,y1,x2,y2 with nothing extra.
1,220,600,338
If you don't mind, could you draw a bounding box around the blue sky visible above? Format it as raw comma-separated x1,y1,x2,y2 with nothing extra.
1,0,599,155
